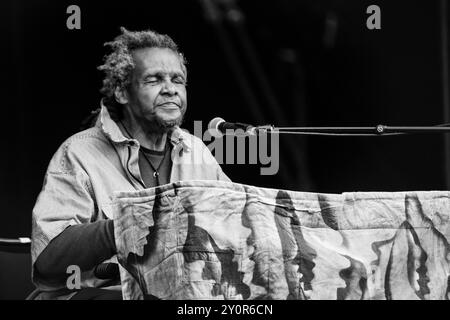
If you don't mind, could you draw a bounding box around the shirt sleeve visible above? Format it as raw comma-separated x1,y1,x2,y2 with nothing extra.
216,163,231,182
34,219,116,281
31,138,99,288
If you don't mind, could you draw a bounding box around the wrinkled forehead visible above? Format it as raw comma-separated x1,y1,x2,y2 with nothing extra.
131,47,186,77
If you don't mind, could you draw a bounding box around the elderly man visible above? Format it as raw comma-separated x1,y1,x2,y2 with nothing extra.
30,27,230,300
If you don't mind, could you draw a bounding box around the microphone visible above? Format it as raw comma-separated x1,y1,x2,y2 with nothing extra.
208,117,255,137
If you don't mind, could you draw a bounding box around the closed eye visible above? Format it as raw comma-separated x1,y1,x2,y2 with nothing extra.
173,76,186,85
144,77,159,84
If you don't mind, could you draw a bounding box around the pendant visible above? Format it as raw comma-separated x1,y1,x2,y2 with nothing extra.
153,171,159,178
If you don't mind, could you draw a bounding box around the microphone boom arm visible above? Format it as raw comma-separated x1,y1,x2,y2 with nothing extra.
256,124,450,135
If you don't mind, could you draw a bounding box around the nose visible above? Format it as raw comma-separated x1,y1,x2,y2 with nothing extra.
161,80,177,96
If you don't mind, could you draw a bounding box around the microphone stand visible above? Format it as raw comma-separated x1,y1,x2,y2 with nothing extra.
252,124,450,135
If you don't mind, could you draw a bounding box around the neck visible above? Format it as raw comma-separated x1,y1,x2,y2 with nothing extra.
120,117,167,152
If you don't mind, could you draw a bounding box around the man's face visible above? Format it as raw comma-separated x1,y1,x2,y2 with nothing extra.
125,47,187,132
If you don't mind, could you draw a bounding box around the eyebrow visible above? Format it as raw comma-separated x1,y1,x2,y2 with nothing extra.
142,70,185,79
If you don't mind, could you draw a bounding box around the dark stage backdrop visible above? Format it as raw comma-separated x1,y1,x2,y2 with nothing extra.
2,0,449,238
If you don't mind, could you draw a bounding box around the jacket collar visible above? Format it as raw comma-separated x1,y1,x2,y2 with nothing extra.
96,101,192,152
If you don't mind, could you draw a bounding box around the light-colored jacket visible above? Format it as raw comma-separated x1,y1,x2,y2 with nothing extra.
31,104,230,299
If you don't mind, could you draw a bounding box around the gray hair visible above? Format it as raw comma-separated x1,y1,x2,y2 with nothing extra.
97,27,187,120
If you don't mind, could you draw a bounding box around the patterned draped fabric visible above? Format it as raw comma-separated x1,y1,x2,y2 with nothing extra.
112,180,450,300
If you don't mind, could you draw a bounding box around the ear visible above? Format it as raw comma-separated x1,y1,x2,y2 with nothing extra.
114,86,129,105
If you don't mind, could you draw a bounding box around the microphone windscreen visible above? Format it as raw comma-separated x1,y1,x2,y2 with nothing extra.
208,117,225,138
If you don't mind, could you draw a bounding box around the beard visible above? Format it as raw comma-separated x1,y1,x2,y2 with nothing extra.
123,98,187,134
144,109,185,133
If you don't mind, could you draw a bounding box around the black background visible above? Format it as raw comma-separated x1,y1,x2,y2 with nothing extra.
2,0,449,237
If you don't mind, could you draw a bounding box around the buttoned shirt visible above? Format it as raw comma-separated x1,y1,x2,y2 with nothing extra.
31,103,230,299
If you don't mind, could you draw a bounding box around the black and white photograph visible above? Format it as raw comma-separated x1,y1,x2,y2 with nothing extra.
1,0,450,306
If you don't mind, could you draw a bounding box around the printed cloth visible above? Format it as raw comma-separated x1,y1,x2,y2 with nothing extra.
112,180,450,300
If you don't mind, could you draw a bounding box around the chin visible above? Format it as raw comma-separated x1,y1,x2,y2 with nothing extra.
153,115,184,132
